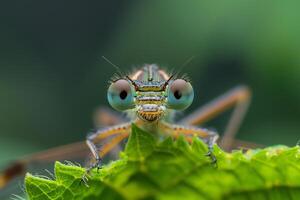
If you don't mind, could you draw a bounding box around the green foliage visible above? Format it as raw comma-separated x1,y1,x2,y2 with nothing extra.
25,124,300,200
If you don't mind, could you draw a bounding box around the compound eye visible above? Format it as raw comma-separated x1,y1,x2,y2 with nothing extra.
107,79,135,111
167,79,194,110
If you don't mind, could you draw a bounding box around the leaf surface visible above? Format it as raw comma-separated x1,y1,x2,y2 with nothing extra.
25,124,300,200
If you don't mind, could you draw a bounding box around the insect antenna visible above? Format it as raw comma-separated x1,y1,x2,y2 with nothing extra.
102,56,122,73
162,74,175,90
179,55,195,71
173,55,195,79
102,56,125,82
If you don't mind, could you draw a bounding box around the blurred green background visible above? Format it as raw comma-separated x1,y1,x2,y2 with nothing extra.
0,1,299,165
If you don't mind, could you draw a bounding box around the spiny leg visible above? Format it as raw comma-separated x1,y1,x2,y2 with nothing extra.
81,123,131,185
160,122,219,165
179,86,251,151
86,120,144,172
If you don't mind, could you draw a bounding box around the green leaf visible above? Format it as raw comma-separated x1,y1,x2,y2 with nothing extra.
25,162,125,200
25,124,300,200
125,123,155,161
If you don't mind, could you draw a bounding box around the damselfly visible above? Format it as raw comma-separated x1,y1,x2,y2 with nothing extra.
0,64,254,196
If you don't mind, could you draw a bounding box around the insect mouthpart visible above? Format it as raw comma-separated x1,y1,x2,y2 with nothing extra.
137,104,166,122
135,92,166,122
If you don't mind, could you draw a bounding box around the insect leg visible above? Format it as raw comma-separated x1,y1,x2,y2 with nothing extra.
160,122,219,165
178,85,251,151
85,123,131,172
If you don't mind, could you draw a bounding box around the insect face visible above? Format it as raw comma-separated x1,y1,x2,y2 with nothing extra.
107,77,194,122
107,65,194,122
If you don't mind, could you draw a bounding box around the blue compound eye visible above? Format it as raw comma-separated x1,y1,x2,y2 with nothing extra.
167,79,194,110
107,79,135,111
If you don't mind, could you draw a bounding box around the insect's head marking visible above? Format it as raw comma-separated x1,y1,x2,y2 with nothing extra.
107,65,194,122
